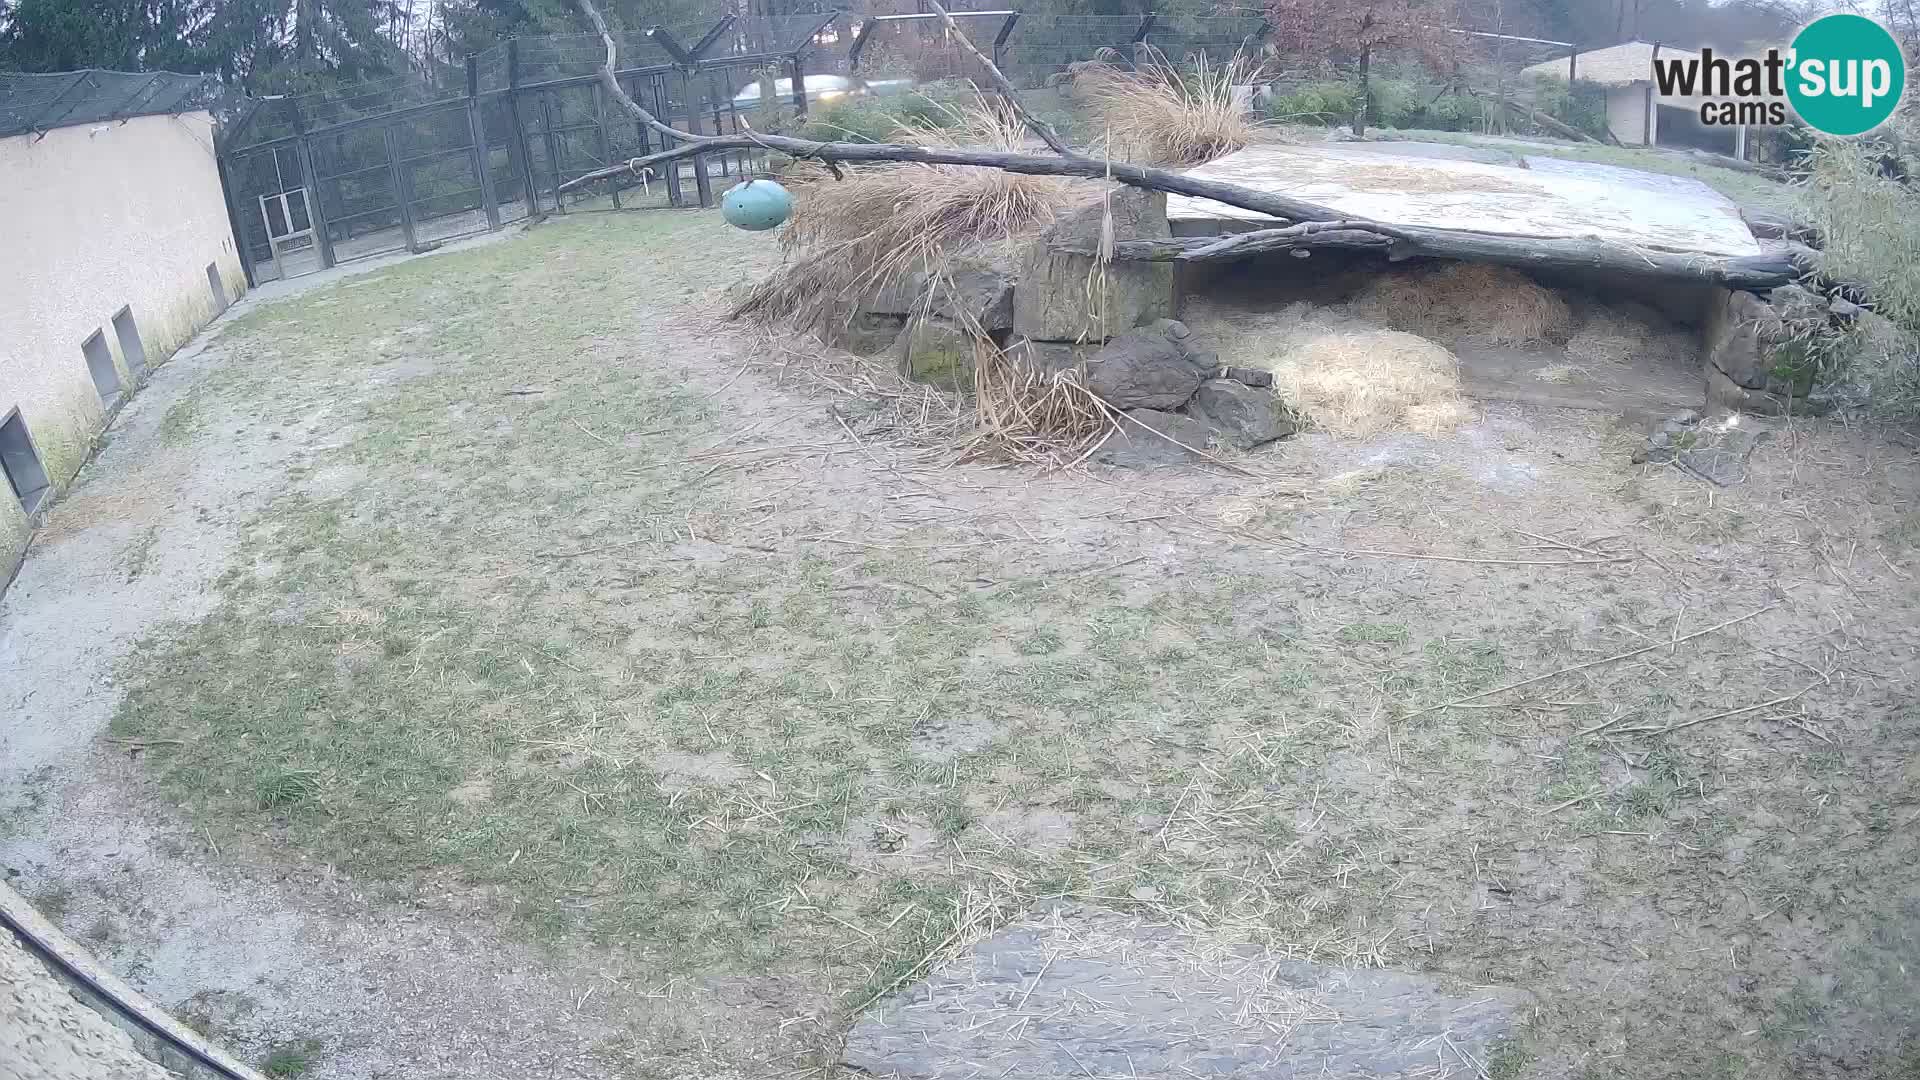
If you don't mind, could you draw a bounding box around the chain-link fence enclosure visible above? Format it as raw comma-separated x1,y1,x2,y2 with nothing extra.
0,70,221,139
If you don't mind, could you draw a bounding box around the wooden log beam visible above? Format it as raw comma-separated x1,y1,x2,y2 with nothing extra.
1099,227,1808,289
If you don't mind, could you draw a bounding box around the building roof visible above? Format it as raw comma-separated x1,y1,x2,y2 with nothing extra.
0,70,219,140
1522,41,1701,88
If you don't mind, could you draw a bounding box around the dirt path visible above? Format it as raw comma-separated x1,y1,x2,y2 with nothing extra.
4,210,1919,1080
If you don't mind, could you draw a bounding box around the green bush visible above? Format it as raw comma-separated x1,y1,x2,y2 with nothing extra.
1529,75,1609,140
1799,140,1920,416
1265,81,1357,125
798,80,975,144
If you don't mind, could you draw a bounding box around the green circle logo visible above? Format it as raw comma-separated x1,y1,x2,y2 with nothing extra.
1787,14,1907,136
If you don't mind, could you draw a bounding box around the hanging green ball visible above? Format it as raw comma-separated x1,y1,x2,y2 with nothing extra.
721,179,793,231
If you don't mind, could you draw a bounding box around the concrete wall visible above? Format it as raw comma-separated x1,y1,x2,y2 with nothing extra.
0,110,243,582
1606,84,1653,144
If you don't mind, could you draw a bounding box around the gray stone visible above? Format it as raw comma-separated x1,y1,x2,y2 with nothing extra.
1636,409,1773,484
1187,378,1295,449
1093,409,1215,468
844,903,1533,1079
1704,288,1775,391
1768,282,1826,326
831,310,909,356
1006,339,1093,377
1827,296,1864,318
893,315,977,385
863,253,1016,333
1220,365,1275,388
1083,324,1203,410
1014,188,1175,342
1184,349,1221,372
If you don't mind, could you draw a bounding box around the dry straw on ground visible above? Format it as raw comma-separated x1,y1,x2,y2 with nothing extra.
730,94,1081,333
1348,262,1575,347
1069,48,1262,166
1187,300,1472,438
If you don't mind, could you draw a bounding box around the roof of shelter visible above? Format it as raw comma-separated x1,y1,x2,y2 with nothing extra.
0,69,219,140
1522,41,1702,88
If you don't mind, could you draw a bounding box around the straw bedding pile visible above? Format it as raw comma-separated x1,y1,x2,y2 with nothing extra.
1186,300,1473,438
1348,262,1576,347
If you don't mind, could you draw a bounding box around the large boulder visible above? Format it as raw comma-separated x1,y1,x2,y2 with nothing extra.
1186,378,1295,449
1015,188,1175,342
1092,408,1216,468
1083,322,1203,410
893,315,977,385
864,252,1015,334
832,310,910,356
1006,339,1094,377
1702,286,1827,410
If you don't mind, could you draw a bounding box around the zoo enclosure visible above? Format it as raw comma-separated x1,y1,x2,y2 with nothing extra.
213,10,1586,286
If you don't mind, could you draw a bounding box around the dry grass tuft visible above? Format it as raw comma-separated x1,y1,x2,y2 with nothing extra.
1188,300,1471,438
732,94,1081,334
964,342,1114,466
1348,262,1575,347
1070,48,1262,166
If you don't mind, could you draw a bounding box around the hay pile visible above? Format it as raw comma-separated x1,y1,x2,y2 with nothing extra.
1564,298,1698,367
1068,49,1261,166
731,94,1082,333
1348,263,1575,347
1187,300,1473,438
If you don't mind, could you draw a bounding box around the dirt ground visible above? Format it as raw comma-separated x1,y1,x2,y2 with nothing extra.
3,208,1918,1080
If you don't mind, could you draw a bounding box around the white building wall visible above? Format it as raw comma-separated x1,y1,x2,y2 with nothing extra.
0,109,244,580
1606,84,1653,144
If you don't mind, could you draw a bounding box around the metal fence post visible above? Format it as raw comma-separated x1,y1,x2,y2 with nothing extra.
538,90,567,213
466,56,502,230
592,80,621,210
382,124,421,249
288,101,336,269
506,39,540,215
682,68,713,207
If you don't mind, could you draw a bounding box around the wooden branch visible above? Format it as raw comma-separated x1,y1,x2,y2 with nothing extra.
578,0,684,147
925,0,1072,155
1101,227,1804,288
559,132,1357,223
1471,87,1599,144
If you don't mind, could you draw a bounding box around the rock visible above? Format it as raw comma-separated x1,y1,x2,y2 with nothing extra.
1083,324,1202,410
893,315,978,385
864,253,1016,333
1093,409,1215,468
1768,282,1826,326
844,903,1534,1079
1006,339,1093,377
831,310,909,356
1183,349,1220,373
1219,365,1274,388
1641,406,1774,484
1014,188,1175,342
1704,288,1776,391
1186,378,1295,449
1827,296,1863,318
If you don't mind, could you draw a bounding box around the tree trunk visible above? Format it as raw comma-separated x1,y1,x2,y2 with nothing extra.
1352,44,1372,138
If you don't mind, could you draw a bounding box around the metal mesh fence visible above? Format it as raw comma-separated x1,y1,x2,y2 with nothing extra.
0,69,219,139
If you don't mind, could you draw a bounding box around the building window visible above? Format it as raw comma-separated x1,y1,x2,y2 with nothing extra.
82,329,122,405
0,410,51,513
112,306,147,376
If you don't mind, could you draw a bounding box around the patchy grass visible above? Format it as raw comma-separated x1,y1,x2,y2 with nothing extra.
108,209,1920,1077
260,1039,323,1078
